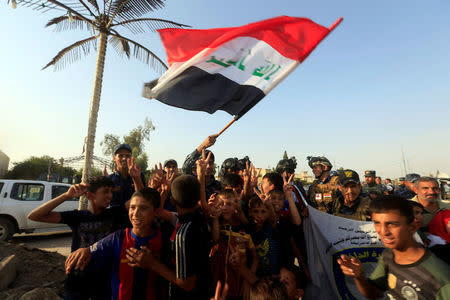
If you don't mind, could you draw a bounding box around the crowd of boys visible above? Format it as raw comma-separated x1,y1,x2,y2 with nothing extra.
28,137,449,299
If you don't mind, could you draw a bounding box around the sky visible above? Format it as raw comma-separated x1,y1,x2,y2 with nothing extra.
1,0,449,179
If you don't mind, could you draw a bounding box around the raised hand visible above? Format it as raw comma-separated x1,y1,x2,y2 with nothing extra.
250,165,261,189
208,193,222,218
127,157,141,179
337,254,363,278
196,149,212,178
149,163,165,189
65,183,88,199
212,281,229,300
283,173,295,195
253,187,268,203
197,134,219,153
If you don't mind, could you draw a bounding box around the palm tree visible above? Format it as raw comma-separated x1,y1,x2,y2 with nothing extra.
7,0,188,208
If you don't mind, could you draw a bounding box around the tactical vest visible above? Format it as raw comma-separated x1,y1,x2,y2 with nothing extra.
309,175,339,213
333,197,371,221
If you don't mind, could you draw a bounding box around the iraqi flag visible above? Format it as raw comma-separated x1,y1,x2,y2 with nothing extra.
143,16,341,118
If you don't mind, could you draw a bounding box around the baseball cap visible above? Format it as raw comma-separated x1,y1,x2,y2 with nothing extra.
364,170,376,177
405,173,420,183
339,169,360,185
114,143,132,155
164,159,178,168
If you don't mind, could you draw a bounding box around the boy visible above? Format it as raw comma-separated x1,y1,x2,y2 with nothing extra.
338,195,450,299
279,265,304,300
113,175,210,300
28,176,126,300
65,187,165,300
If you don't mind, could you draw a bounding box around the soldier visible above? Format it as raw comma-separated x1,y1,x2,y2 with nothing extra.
306,156,339,213
275,156,307,206
332,169,371,221
396,173,419,199
362,170,384,200
218,157,240,180
181,134,221,199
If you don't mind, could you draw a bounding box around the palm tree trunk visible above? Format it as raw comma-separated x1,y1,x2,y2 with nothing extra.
79,32,108,210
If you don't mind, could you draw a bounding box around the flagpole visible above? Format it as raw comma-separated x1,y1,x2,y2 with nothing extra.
217,116,238,137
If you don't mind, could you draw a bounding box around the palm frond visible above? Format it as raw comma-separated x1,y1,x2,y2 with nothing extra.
42,35,98,70
107,0,165,24
46,15,93,32
109,32,167,73
111,18,189,34
109,34,130,58
83,0,99,13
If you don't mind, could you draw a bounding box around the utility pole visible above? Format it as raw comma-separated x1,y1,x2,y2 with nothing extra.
401,148,408,176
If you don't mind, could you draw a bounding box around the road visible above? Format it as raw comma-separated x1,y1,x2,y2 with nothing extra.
10,230,72,257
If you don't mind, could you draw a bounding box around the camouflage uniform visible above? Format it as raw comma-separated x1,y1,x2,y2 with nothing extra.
332,195,371,221
308,175,340,213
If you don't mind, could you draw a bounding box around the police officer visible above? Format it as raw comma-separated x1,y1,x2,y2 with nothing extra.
361,170,384,200
275,156,307,205
395,173,420,199
181,134,221,199
306,156,339,213
332,169,371,221
218,157,240,180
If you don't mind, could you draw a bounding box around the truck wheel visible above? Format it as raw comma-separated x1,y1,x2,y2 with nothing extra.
0,218,15,241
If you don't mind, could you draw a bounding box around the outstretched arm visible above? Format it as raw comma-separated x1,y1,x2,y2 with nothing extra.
28,183,87,223
283,174,301,225
337,255,383,299
126,247,198,291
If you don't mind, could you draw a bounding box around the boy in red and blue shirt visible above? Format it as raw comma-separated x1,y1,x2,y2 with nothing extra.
65,188,168,300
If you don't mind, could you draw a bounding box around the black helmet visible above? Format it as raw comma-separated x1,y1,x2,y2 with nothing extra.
307,156,333,169
276,157,297,174
238,156,251,171
219,157,240,179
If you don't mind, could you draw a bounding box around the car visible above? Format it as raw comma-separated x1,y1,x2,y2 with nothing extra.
0,179,79,241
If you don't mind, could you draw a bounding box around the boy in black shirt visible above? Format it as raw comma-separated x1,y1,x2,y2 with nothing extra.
28,176,127,299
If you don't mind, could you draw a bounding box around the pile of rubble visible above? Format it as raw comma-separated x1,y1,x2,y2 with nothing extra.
0,242,65,300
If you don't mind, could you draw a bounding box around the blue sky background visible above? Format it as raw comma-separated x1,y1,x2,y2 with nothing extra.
1,0,449,178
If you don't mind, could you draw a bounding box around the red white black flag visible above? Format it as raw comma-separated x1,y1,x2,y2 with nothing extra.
143,16,341,118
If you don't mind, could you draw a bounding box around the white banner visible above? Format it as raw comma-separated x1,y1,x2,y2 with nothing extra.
302,206,384,300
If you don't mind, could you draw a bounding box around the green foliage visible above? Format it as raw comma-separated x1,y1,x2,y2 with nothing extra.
4,156,77,180
283,150,288,160
100,118,155,170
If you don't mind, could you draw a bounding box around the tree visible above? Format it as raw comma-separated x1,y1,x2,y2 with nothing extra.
8,0,188,208
283,150,288,160
5,156,77,180
100,118,154,171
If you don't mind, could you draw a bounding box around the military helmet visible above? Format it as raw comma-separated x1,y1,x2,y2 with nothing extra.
238,156,251,171
219,157,240,179
307,156,333,169
276,157,297,174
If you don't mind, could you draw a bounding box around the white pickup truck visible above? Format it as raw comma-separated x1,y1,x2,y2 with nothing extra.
0,179,79,241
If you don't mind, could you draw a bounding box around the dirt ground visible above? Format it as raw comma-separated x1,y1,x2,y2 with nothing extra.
0,232,71,299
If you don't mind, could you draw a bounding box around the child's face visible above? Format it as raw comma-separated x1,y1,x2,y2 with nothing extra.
90,186,113,209
270,192,284,213
280,268,300,300
220,196,237,220
251,204,269,227
372,210,417,250
412,206,424,226
128,196,155,234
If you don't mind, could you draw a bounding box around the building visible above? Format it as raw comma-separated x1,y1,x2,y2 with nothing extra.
0,150,10,177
